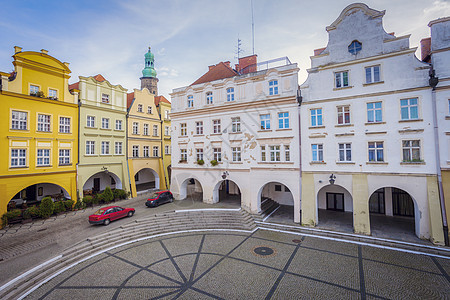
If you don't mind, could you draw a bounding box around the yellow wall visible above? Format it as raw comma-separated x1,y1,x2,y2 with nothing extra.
443,170,450,242
0,48,78,217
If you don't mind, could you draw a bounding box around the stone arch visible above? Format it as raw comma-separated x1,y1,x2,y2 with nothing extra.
316,184,353,230
257,181,295,221
134,167,160,192
179,177,204,201
8,182,70,209
83,171,122,194
212,179,241,205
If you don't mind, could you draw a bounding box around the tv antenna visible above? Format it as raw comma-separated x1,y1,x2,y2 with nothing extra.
251,0,255,55
235,37,243,60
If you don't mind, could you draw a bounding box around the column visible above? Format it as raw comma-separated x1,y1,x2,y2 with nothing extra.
427,176,445,245
385,187,393,216
301,173,317,227
352,174,370,235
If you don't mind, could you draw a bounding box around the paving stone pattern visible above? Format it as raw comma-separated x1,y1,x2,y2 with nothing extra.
26,230,450,300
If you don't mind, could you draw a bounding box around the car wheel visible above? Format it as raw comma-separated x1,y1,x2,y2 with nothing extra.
127,211,134,217
103,219,110,226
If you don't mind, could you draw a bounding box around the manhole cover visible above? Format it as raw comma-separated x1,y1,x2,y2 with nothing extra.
292,239,302,243
252,246,276,257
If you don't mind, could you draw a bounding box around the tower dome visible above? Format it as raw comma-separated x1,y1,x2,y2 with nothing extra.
142,47,157,78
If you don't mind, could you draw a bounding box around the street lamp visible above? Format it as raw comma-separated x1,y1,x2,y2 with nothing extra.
329,174,336,185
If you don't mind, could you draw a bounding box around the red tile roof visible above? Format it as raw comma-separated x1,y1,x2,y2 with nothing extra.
127,92,135,109
191,62,238,86
93,74,106,82
69,82,79,90
420,37,431,62
155,95,170,106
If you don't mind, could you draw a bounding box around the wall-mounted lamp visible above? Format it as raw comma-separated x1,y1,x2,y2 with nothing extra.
222,171,229,179
101,166,109,174
329,174,336,185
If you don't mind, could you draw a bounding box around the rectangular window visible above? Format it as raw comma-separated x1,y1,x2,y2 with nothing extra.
278,112,289,129
87,116,95,128
101,93,109,103
261,146,266,161
30,85,39,95
213,120,221,134
165,126,170,136
11,149,26,167
153,146,159,157
180,123,187,136
312,144,323,162
137,104,143,112
285,145,290,162
335,71,349,88
37,149,50,166
86,141,95,155
339,143,352,161
59,149,70,165
165,110,169,119
132,145,139,157
59,117,70,133
132,122,139,135
153,125,158,136
368,142,384,162
227,87,235,102
206,92,213,104
115,119,122,130
143,124,149,136
143,146,149,157
402,140,421,162
213,148,222,162
101,142,110,155
337,106,351,125
367,102,382,123
115,142,122,155
196,148,203,161
180,149,187,161
365,65,380,84
187,95,194,108
232,117,241,133
232,147,241,162
165,145,170,155
311,109,323,127
38,114,51,132
48,89,57,99
101,118,109,129
196,121,203,135
269,80,278,95
12,111,28,130
400,98,419,120
147,106,152,114
260,114,270,130
269,145,281,162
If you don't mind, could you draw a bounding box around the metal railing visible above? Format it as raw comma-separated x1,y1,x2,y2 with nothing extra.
239,57,292,75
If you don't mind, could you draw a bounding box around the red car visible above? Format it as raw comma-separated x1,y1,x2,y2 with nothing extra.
146,190,173,207
89,206,135,226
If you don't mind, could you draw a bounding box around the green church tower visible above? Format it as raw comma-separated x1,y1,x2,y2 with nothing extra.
140,47,159,95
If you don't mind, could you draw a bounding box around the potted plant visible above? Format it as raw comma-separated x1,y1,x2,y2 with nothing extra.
197,159,205,165
210,159,219,166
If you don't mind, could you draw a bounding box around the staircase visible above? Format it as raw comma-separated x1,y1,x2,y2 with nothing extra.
251,198,280,222
0,209,256,300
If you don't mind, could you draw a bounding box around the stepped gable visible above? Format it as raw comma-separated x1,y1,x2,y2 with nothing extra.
191,61,238,86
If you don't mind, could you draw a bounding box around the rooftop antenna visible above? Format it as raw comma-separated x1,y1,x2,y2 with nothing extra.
235,37,243,61
251,0,255,55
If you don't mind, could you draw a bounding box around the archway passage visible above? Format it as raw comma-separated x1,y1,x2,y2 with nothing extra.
83,171,122,196
213,180,241,207
8,183,70,210
180,178,203,202
317,184,353,233
369,187,417,240
259,182,294,223
135,168,159,193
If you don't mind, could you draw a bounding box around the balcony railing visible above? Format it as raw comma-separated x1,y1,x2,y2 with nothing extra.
239,56,292,75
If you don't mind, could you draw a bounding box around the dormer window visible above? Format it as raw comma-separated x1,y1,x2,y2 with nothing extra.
348,40,362,55
206,92,213,104
227,88,235,102
187,95,194,108
102,93,110,103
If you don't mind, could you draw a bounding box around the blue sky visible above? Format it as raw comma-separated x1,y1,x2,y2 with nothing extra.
0,0,448,99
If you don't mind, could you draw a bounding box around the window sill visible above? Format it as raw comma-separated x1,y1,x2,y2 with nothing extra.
399,119,423,123
100,128,112,131
193,134,204,137
310,161,326,164
114,129,125,132
10,129,30,132
336,161,356,164
10,166,28,169
363,81,384,87
445,116,450,120
333,86,352,91
335,124,353,127
365,131,387,135
335,133,354,137
100,154,113,157
58,163,72,166
210,133,222,136
258,129,272,133
258,161,294,164
308,126,325,129
84,154,98,157
178,161,188,164
229,161,243,164
85,126,97,129
276,128,291,131
131,133,140,136
400,161,425,165
36,130,52,133
58,132,72,134
178,135,188,138
309,134,326,138
229,131,242,135
366,162,388,165
36,164,52,167
114,154,124,156
365,122,386,125
152,135,160,137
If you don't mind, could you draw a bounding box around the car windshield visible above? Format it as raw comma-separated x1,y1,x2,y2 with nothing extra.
93,209,106,215
149,192,160,199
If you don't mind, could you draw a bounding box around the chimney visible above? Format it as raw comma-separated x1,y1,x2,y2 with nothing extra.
14,46,22,54
223,61,231,68
420,37,431,62
238,54,257,74
41,49,48,54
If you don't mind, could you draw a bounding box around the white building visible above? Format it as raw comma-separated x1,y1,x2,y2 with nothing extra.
170,55,301,221
299,3,445,244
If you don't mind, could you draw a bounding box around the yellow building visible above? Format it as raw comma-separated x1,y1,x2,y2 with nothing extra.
128,48,171,197
0,47,78,217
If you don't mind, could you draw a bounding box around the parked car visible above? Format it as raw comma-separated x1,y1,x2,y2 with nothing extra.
89,206,135,225
146,190,173,207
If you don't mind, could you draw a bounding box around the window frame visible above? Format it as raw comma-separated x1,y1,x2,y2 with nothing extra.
137,104,143,112
402,140,421,162
335,71,349,88
310,108,323,127
101,117,110,129
132,122,139,135
368,141,384,162
206,92,213,105
132,145,139,157
213,147,222,162
312,144,323,162
143,124,149,136
400,98,419,120
101,93,110,104
11,110,28,130
232,147,241,162
231,117,241,133
365,65,381,84
58,149,71,165
337,105,351,125
153,125,158,136
226,87,235,102
180,149,187,161
180,123,187,136
269,145,281,162
59,116,71,133
101,141,110,155
338,143,352,162
187,95,194,108
260,114,271,130
37,149,50,166
143,145,150,157
37,114,51,132
87,115,95,128
11,149,27,167
269,80,279,95
115,119,122,131
115,142,122,155
86,141,95,155
196,121,204,135
278,112,289,129
196,148,204,161
367,102,383,123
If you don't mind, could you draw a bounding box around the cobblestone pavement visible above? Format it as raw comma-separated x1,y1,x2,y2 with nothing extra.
25,230,450,300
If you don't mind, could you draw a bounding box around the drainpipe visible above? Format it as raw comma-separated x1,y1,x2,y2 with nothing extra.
297,87,302,222
429,68,449,246
159,108,168,190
